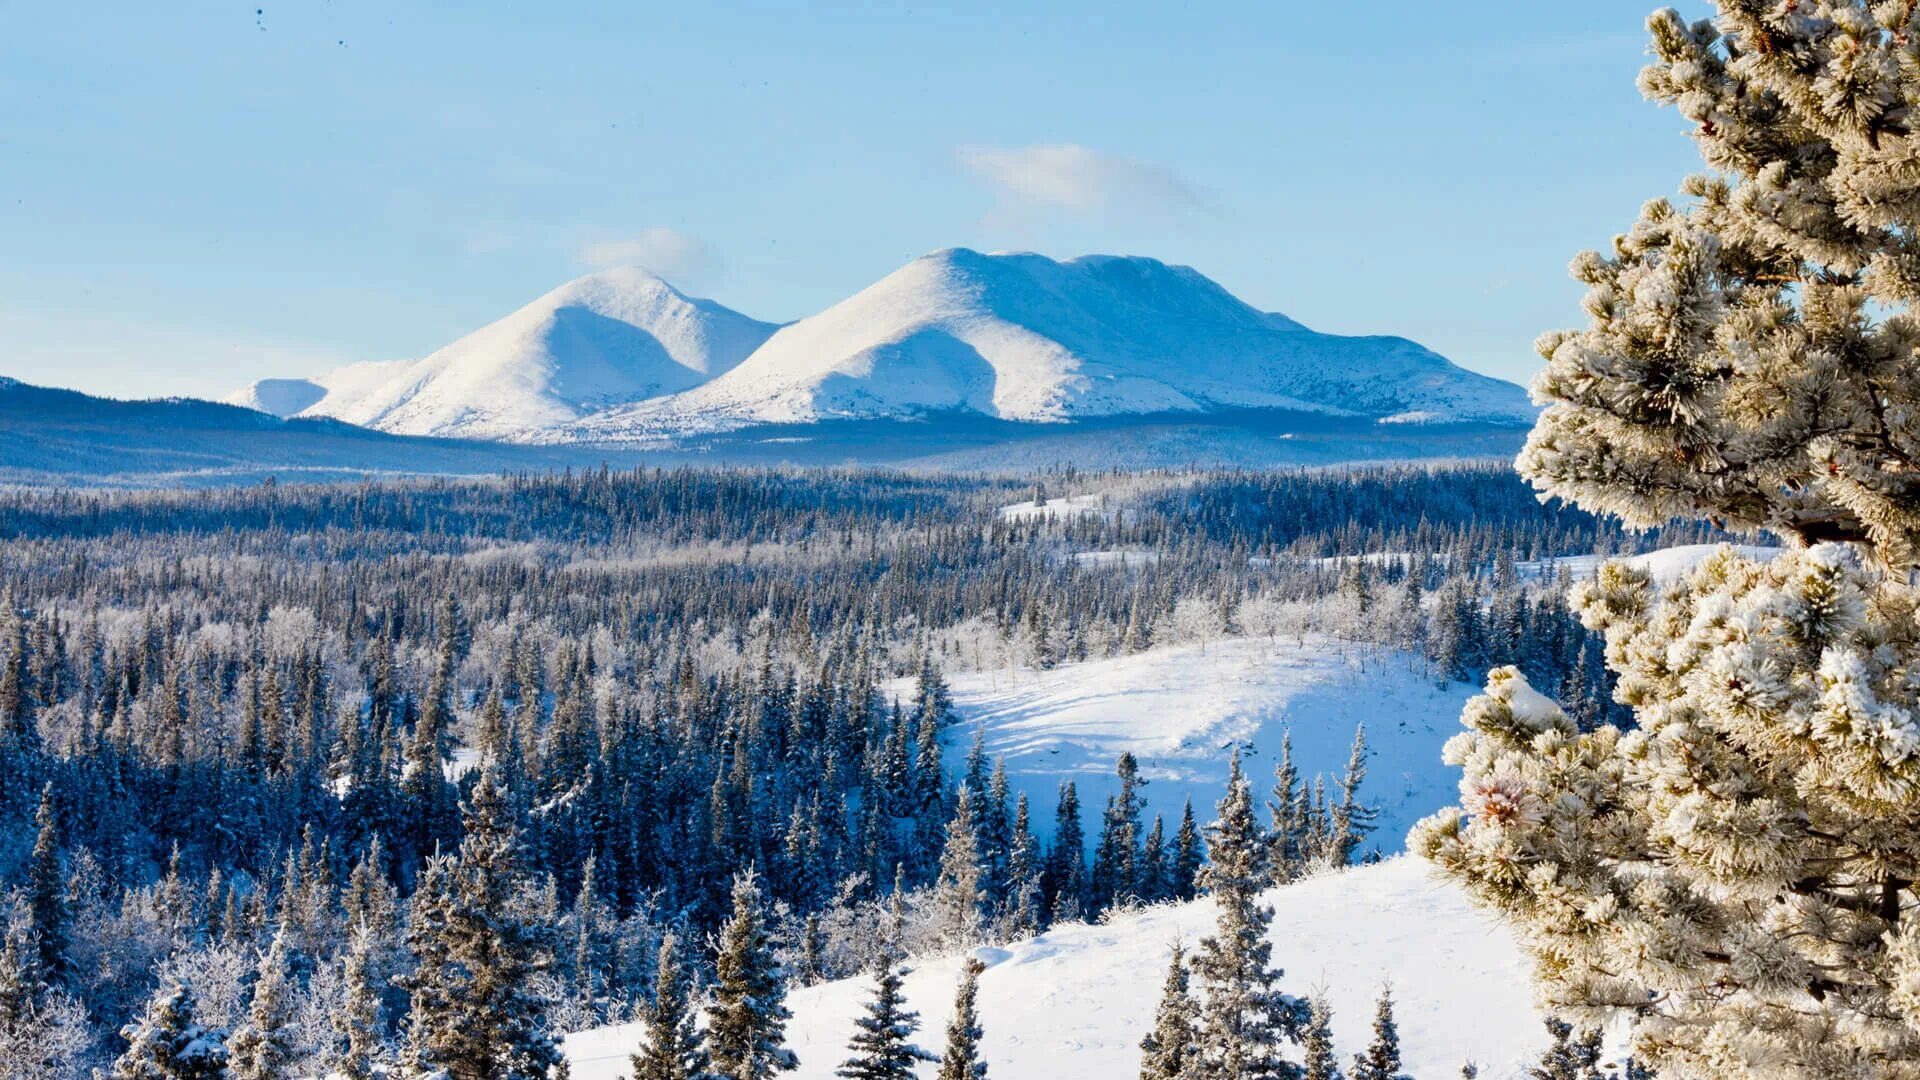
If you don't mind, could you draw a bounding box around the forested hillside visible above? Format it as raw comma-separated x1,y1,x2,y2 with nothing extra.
0,465,1736,1075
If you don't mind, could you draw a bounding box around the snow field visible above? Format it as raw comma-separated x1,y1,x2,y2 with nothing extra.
564,857,1547,1079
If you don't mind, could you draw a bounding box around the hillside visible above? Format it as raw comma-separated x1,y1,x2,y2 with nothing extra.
915,636,1477,856
0,376,646,486
231,267,778,440
564,857,1550,1080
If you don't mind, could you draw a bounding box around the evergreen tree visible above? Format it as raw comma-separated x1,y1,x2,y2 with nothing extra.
935,958,987,1080
1138,944,1197,1080
934,785,987,948
0,926,91,1080
113,980,228,1080
836,951,935,1080
26,783,67,985
1302,994,1341,1080
1527,1019,1603,1080
1268,735,1302,883
401,763,566,1080
1171,799,1203,902
1000,793,1044,939
1191,754,1303,1080
1416,6,1920,1076
1328,724,1374,867
1045,782,1085,923
631,933,708,1080
336,924,385,1080
708,869,798,1080
228,928,297,1080
1349,985,1408,1080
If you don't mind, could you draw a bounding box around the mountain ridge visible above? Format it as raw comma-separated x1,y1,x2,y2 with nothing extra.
229,250,1533,446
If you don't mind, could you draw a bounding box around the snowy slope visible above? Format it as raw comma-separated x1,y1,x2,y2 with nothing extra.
231,268,778,439
1520,543,1786,584
222,359,414,417
563,857,1549,1080
904,637,1477,856
550,250,1534,441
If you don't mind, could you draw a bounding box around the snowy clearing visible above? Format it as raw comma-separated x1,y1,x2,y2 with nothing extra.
563,856,1547,1080
996,493,1113,523
900,637,1478,855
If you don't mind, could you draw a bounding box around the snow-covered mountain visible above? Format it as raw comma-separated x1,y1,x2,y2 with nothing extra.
553,249,1532,442
228,267,779,440
228,250,1531,452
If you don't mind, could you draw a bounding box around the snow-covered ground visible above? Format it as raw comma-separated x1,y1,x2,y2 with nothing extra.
1520,543,1784,584
563,856,1547,1080
901,637,1477,854
996,493,1113,523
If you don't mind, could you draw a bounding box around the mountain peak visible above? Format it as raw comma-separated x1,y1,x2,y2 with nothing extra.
557,249,1526,436
225,250,1531,446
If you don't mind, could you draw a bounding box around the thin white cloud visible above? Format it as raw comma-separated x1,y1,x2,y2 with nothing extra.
575,227,717,283
957,143,1202,214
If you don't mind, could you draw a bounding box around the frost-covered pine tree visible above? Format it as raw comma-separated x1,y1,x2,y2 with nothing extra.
1191,753,1303,1080
936,958,988,1080
227,928,297,1080
0,928,92,1079
335,923,385,1080
836,950,935,1080
933,785,986,948
708,869,798,1080
1138,944,1198,1080
1349,985,1407,1080
1526,1019,1603,1080
28,783,68,986
1410,4,1920,1076
631,933,707,1080
1301,994,1340,1080
113,979,228,1080
401,762,566,1080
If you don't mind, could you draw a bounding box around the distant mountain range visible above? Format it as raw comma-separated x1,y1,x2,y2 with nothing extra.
0,251,1537,485
230,250,1534,444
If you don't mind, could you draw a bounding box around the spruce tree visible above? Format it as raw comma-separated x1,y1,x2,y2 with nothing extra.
1046,781,1085,923
228,928,297,1080
1301,994,1341,1080
401,762,566,1080
1328,724,1374,867
708,869,798,1080
1413,6,1920,1076
936,958,988,1080
1349,985,1408,1080
26,783,67,985
336,923,385,1080
113,980,228,1080
836,951,935,1080
1138,944,1197,1080
934,785,986,948
1527,1019,1603,1080
1190,753,1303,1080
632,933,708,1080
1171,799,1203,902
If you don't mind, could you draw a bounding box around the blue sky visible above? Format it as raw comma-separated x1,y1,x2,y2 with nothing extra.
2,1,1708,400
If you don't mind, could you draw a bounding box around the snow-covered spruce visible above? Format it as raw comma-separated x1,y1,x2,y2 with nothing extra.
1422,4,1920,1076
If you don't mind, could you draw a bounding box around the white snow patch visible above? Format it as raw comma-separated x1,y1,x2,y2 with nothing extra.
997,493,1111,523
905,636,1476,855
562,857,1547,1079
